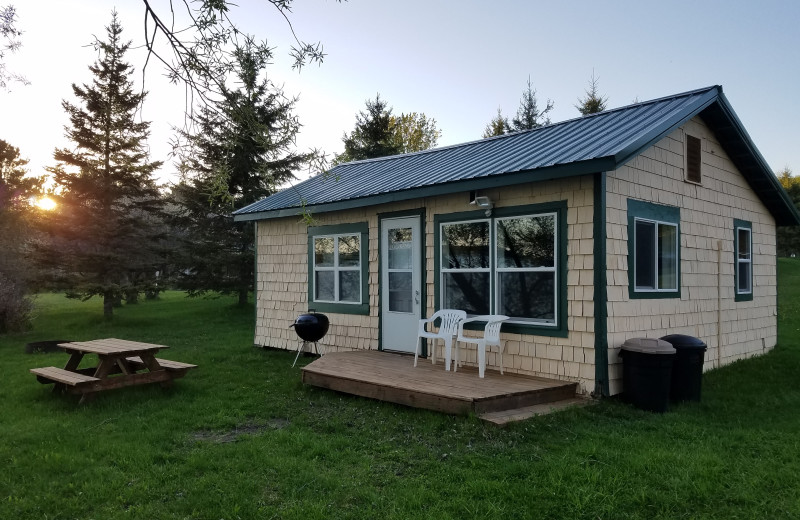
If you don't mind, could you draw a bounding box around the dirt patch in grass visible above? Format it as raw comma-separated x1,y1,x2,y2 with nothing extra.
192,418,290,444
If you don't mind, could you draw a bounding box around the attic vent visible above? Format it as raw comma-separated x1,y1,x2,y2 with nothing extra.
686,134,702,183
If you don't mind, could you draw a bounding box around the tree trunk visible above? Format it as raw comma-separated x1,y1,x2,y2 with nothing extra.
238,286,248,306
103,291,114,319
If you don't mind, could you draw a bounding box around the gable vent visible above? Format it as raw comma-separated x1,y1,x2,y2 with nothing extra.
686,134,702,183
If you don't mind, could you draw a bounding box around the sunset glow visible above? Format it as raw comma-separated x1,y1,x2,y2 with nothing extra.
37,197,57,211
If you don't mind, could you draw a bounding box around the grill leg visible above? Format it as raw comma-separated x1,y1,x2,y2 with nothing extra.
292,340,309,367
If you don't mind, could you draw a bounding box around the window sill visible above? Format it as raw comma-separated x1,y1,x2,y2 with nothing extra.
308,302,370,315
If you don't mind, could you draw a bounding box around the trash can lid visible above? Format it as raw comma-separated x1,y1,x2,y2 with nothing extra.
660,334,707,350
621,337,676,354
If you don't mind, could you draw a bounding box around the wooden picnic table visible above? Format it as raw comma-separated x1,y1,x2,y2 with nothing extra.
30,338,196,403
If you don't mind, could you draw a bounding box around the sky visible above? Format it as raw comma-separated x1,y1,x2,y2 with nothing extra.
1,0,799,187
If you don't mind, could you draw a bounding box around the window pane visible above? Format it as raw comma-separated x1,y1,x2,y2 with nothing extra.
315,271,335,301
388,272,412,313
498,272,555,322
738,229,751,260
314,237,334,267
388,227,412,270
738,262,752,293
339,271,360,302
338,235,360,267
658,224,677,290
497,215,555,268
442,222,490,269
442,272,490,315
635,220,655,289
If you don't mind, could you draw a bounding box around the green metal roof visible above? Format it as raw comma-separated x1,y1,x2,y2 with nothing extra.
234,85,800,226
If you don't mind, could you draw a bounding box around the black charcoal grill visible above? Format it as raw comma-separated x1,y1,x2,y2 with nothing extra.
290,310,329,366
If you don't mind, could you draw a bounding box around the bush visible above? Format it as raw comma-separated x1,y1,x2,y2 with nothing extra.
0,271,33,333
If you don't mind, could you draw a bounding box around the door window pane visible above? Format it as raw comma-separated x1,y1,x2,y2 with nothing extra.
388,272,413,313
388,227,412,270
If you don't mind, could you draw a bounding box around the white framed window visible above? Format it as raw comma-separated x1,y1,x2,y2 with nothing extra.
439,211,559,327
734,219,753,300
313,233,362,304
495,213,557,324
633,218,678,292
627,199,681,299
440,219,491,316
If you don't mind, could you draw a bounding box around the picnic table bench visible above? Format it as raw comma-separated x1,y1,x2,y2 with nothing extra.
30,338,197,403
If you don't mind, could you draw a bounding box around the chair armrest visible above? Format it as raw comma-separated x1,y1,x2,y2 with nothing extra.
418,316,435,334
457,315,489,338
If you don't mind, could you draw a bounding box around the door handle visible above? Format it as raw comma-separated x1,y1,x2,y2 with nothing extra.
414,290,420,305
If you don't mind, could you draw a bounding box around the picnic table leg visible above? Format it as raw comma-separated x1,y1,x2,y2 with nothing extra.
139,354,173,388
79,356,120,404
55,352,85,395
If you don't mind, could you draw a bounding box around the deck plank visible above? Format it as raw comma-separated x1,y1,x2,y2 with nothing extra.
301,351,578,415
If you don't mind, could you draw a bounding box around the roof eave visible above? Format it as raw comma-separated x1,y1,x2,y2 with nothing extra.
232,157,616,222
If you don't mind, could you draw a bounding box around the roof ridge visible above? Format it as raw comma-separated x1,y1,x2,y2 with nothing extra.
335,86,722,169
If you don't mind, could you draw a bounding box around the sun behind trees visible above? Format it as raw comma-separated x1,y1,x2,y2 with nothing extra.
36,12,164,319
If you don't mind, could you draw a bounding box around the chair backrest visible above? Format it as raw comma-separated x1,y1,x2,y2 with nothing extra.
484,315,509,343
433,309,467,335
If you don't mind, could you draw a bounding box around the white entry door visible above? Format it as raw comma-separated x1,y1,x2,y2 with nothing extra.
380,216,422,353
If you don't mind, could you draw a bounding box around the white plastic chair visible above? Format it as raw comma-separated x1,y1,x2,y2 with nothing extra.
455,315,509,378
413,309,467,371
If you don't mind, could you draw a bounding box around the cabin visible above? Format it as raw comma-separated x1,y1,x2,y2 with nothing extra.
233,85,799,397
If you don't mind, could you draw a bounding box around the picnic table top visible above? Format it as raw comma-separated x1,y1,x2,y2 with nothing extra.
59,338,169,356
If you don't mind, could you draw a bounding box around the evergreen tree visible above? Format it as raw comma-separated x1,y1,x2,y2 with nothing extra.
335,94,402,164
510,77,553,131
576,71,608,116
0,139,41,331
482,107,509,138
172,38,311,305
38,12,164,319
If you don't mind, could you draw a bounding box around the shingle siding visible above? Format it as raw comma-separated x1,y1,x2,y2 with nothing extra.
605,116,777,395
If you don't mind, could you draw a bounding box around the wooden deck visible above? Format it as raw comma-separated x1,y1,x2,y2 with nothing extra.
301,350,579,417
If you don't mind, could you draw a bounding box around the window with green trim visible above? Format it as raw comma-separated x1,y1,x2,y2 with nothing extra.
734,219,753,301
313,234,361,303
438,206,562,329
628,199,681,299
307,223,369,315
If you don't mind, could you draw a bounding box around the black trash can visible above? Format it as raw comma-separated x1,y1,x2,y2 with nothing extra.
660,334,707,402
620,338,676,413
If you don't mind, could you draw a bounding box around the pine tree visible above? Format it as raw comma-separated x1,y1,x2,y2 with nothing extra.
172,38,311,305
576,71,608,116
0,139,41,331
510,77,554,131
335,94,402,164
38,12,164,319
482,107,509,138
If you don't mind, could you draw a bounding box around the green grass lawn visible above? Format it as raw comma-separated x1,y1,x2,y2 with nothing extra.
2,261,800,519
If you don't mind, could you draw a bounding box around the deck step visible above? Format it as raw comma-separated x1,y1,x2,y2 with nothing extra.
479,397,594,425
